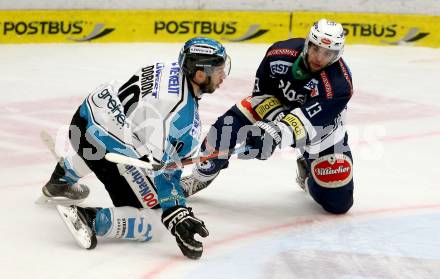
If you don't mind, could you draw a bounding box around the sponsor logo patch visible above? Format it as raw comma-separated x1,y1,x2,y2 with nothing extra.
255,97,282,119
311,154,353,188
91,88,128,127
338,60,353,96
321,38,332,45
269,60,293,75
189,45,215,55
304,78,319,97
281,114,306,141
124,165,158,208
320,71,333,99
168,62,180,94
266,48,300,57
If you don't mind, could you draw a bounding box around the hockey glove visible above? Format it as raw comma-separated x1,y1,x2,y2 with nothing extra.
161,205,209,260
245,120,282,160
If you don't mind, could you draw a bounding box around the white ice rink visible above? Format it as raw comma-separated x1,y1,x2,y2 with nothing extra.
1,42,440,279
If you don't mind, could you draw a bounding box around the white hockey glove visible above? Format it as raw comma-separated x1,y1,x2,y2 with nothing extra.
245,120,282,160
161,206,209,260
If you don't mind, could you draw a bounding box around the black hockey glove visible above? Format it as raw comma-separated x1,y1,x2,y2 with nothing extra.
244,120,282,160
161,205,209,260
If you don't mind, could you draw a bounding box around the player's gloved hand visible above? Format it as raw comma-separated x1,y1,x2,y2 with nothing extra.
161,205,209,260
244,120,282,160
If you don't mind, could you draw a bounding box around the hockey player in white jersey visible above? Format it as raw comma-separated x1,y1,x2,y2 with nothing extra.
40,37,231,259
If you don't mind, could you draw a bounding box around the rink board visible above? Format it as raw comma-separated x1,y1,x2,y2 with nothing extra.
0,10,438,47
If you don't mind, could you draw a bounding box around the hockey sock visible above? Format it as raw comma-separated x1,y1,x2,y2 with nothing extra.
94,207,163,242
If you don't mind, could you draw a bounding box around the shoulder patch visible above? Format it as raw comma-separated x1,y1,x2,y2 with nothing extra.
320,71,334,99
338,60,353,97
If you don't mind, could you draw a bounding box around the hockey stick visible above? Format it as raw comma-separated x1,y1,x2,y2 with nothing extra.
37,131,88,205
105,145,250,171
40,130,62,162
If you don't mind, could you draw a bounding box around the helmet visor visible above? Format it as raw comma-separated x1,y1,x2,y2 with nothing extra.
208,55,231,77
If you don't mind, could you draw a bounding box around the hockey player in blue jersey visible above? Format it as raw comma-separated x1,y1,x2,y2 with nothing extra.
39,37,231,259
182,19,355,214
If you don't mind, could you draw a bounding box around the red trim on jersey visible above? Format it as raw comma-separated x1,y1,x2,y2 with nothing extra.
320,71,334,99
339,59,353,97
240,97,262,121
266,48,300,57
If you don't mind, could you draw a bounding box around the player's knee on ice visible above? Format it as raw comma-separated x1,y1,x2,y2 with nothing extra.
307,182,354,214
304,151,354,214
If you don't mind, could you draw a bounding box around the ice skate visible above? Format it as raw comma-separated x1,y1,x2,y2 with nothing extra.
56,205,98,249
296,156,309,192
36,164,90,205
181,175,216,197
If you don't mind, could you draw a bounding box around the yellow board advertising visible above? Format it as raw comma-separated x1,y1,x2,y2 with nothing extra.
0,10,291,44
292,11,439,47
1,10,438,47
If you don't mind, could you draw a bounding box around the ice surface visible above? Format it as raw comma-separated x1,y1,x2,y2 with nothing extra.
1,42,439,279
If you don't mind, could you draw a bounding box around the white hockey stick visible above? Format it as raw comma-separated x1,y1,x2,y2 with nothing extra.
105,145,250,171
105,152,157,169
36,130,87,205
40,130,62,162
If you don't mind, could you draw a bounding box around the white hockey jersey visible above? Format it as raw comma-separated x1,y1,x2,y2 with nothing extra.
79,61,201,209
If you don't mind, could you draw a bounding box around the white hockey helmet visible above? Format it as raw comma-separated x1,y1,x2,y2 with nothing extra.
303,18,345,65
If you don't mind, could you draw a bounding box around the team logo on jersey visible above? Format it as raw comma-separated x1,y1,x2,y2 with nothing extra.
311,154,353,188
269,60,293,75
304,79,319,97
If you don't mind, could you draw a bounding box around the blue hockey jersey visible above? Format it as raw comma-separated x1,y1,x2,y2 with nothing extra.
253,38,353,154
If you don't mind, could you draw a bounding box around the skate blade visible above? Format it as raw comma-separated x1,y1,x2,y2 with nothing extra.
56,205,97,249
35,195,85,206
